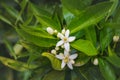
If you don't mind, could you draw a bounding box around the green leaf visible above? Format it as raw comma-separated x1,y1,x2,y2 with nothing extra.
106,46,120,68
85,26,96,46
20,26,55,39
29,2,52,17
98,58,116,80
62,0,93,15
36,15,61,31
68,1,113,34
4,39,17,59
71,39,97,56
16,28,57,47
74,53,90,66
104,22,120,29
42,52,62,70
0,15,13,26
2,3,23,22
43,70,65,80
100,27,113,52
113,5,120,23
0,56,37,71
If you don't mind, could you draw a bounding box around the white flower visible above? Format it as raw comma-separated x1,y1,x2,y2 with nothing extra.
46,27,54,35
93,58,98,65
56,50,78,70
56,29,76,51
113,35,119,42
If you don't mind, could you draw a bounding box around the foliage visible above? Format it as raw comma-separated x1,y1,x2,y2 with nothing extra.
0,0,120,80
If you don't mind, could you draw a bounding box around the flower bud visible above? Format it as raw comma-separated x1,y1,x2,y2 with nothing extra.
93,58,98,65
55,47,59,50
54,30,58,34
113,35,119,42
46,27,54,35
62,28,66,34
51,49,56,54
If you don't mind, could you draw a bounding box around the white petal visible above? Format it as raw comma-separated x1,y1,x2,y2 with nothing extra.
68,37,76,42
56,40,64,47
56,53,64,60
61,60,66,69
65,30,70,37
69,54,78,59
62,28,66,34
70,60,75,64
64,42,70,52
67,62,73,70
64,50,69,56
57,33,64,39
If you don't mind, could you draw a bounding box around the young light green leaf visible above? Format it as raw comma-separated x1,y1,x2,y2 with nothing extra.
71,39,98,56
98,58,116,80
0,56,38,72
106,46,120,68
43,70,65,80
42,52,62,70
16,28,57,47
68,1,113,34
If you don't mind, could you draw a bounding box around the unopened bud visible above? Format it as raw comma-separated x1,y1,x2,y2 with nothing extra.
57,33,62,38
55,47,59,50
113,36,119,42
51,49,56,54
46,27,54,35
93,58,98,65
54,30,58,34
62,28,66,34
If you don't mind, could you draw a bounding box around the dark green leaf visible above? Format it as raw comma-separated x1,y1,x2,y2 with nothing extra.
100,27,113,52
68,1,113,34
98,58,116,80
74,53,90,66
62,0,93,15
85,26,96,46
42,52,62,70
43,70,65,80
0,56,38,71
106,46,120,68
71,39,98,56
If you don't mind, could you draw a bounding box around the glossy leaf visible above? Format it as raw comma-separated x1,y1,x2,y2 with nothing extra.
98,58,116,80
20,26,55,39
85,26,96,46
100,27,113,52
0,56,38,71
43,70,65,80
68,1,113,34
62,0,93,15
42,52,62,70
16,28,57,47
36,15,61,31
71,39,98,56
74,53,90,66
106,46,120,68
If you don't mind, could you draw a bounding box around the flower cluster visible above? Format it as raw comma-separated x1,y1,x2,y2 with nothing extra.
46,27,78,70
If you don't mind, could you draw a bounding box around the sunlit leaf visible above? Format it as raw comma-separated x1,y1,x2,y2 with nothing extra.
71,39,97,56
68,1,113,34
0,56,38,71
42,52,62,70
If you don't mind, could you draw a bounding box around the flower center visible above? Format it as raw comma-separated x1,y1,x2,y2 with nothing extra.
63,37,68,42
64,56,69,63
